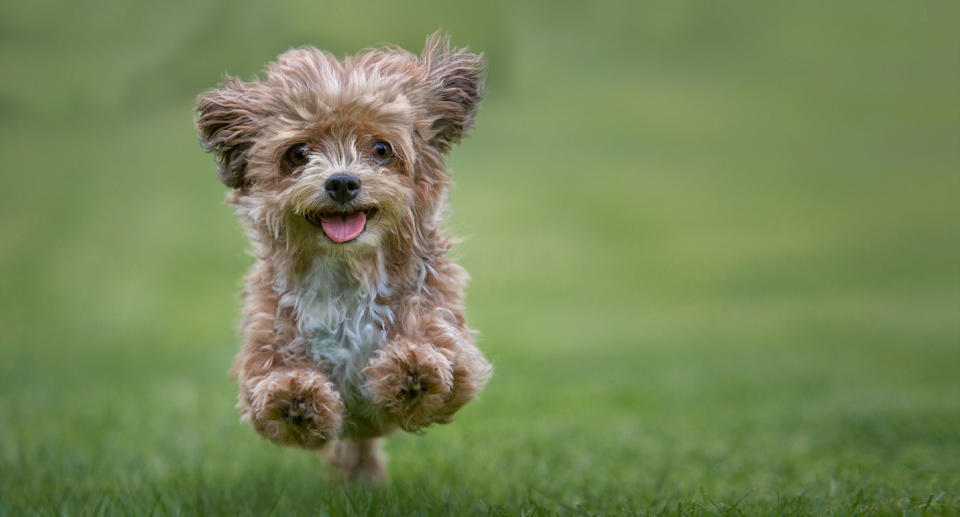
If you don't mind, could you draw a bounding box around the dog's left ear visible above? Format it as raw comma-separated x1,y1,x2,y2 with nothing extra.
420,32,486,152
195,77,263,189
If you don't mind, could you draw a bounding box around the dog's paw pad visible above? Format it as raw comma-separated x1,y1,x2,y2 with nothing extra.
363,342,454,430
400,372,429,400
282,397,308,426
249,370,343,447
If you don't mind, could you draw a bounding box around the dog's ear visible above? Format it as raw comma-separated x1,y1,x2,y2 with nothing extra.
195,77,262,189
420,32,486,152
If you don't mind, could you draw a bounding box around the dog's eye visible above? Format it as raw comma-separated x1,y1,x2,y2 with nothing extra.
285,144,311,168
371,140,394,164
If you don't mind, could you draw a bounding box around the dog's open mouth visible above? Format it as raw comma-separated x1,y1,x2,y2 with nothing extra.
304,208,377,243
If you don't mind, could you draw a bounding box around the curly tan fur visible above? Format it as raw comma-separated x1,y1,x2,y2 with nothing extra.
195,32,492,482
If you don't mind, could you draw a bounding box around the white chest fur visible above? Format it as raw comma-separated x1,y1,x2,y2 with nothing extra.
277,257,393,410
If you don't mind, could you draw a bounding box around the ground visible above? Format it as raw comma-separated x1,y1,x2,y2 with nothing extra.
1,1,958,515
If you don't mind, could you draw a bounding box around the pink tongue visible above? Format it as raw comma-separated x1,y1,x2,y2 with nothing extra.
320,212,367,243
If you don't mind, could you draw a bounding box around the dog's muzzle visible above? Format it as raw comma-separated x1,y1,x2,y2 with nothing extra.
304,207,377,243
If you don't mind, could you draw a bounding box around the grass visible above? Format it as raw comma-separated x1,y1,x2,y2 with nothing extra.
1,0,959,515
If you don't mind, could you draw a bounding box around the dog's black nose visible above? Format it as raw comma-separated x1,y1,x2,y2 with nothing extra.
324,173,361,203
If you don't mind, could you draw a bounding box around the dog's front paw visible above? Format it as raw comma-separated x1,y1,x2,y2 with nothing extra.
249,369,343,448
363,341,454,431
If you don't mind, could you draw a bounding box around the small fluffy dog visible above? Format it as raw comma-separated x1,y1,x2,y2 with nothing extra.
195,33,492,482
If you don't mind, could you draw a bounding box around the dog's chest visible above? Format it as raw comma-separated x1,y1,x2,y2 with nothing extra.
281,258,392,407
299,293,388,384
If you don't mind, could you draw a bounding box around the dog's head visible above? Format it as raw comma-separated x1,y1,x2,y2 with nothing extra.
195,33,484,259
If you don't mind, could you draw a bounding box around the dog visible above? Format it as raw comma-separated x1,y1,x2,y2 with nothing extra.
194,32,492,482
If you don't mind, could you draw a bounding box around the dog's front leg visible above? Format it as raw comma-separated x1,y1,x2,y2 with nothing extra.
232,267,344,449
363,308,492,431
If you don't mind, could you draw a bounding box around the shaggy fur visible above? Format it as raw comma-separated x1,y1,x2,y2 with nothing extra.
195,32,492,482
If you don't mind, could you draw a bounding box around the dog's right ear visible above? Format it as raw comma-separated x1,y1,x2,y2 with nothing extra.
195,77,262,189
419,31,486,153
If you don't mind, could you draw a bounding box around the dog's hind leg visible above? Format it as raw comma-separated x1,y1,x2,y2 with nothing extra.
326,438,388,483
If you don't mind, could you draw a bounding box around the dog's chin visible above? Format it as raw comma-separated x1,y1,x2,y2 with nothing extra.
303,207,379,245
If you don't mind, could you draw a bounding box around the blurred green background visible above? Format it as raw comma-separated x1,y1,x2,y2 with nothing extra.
1,1,958,515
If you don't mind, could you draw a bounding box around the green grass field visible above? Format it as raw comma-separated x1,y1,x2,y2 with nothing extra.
1,1,958,515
